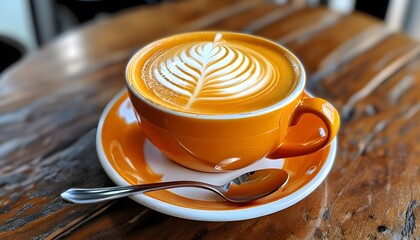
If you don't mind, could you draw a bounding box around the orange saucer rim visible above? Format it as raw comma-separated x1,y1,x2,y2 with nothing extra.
96,89,337,221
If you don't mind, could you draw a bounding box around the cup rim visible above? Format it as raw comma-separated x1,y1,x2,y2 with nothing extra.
125,31,306,120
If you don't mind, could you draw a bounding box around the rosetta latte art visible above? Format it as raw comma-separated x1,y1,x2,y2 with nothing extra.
144,33,280,110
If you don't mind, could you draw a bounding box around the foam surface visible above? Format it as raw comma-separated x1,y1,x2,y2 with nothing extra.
131,33,299,114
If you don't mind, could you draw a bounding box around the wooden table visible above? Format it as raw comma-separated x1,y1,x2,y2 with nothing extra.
1,0,419,239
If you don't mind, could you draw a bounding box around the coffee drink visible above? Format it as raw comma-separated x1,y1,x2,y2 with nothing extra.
127,32,299,114
125,32,340,172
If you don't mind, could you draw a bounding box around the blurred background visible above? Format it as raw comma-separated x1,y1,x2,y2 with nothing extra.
0,0,419,74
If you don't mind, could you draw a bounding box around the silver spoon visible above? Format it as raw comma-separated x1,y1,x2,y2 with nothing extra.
61,169,288,204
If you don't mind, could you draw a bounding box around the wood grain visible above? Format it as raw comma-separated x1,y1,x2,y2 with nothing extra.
318,58,420,239
0,0,419,239
254,7,342,43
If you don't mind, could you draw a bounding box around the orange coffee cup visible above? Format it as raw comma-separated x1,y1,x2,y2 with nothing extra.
126,32,340,172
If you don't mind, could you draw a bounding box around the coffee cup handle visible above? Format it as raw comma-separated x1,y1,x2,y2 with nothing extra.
268,98,340,158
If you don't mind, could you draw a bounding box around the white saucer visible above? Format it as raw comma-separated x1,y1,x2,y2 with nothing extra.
96,90,337,221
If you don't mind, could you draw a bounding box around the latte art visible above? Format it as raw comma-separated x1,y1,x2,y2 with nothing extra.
131,32,298,114
145,34,279,110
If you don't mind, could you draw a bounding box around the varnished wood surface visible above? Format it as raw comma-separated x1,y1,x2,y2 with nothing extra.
0,0,419,239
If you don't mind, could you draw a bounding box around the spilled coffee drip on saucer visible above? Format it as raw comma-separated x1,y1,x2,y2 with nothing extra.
138,33,298,114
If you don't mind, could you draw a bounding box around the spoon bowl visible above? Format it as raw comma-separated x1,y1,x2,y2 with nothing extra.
61,169,289,204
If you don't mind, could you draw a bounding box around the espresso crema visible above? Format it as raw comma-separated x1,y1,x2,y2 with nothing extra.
129,33,299,114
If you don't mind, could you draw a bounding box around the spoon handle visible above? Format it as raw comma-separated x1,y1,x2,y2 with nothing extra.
61,181,214,204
